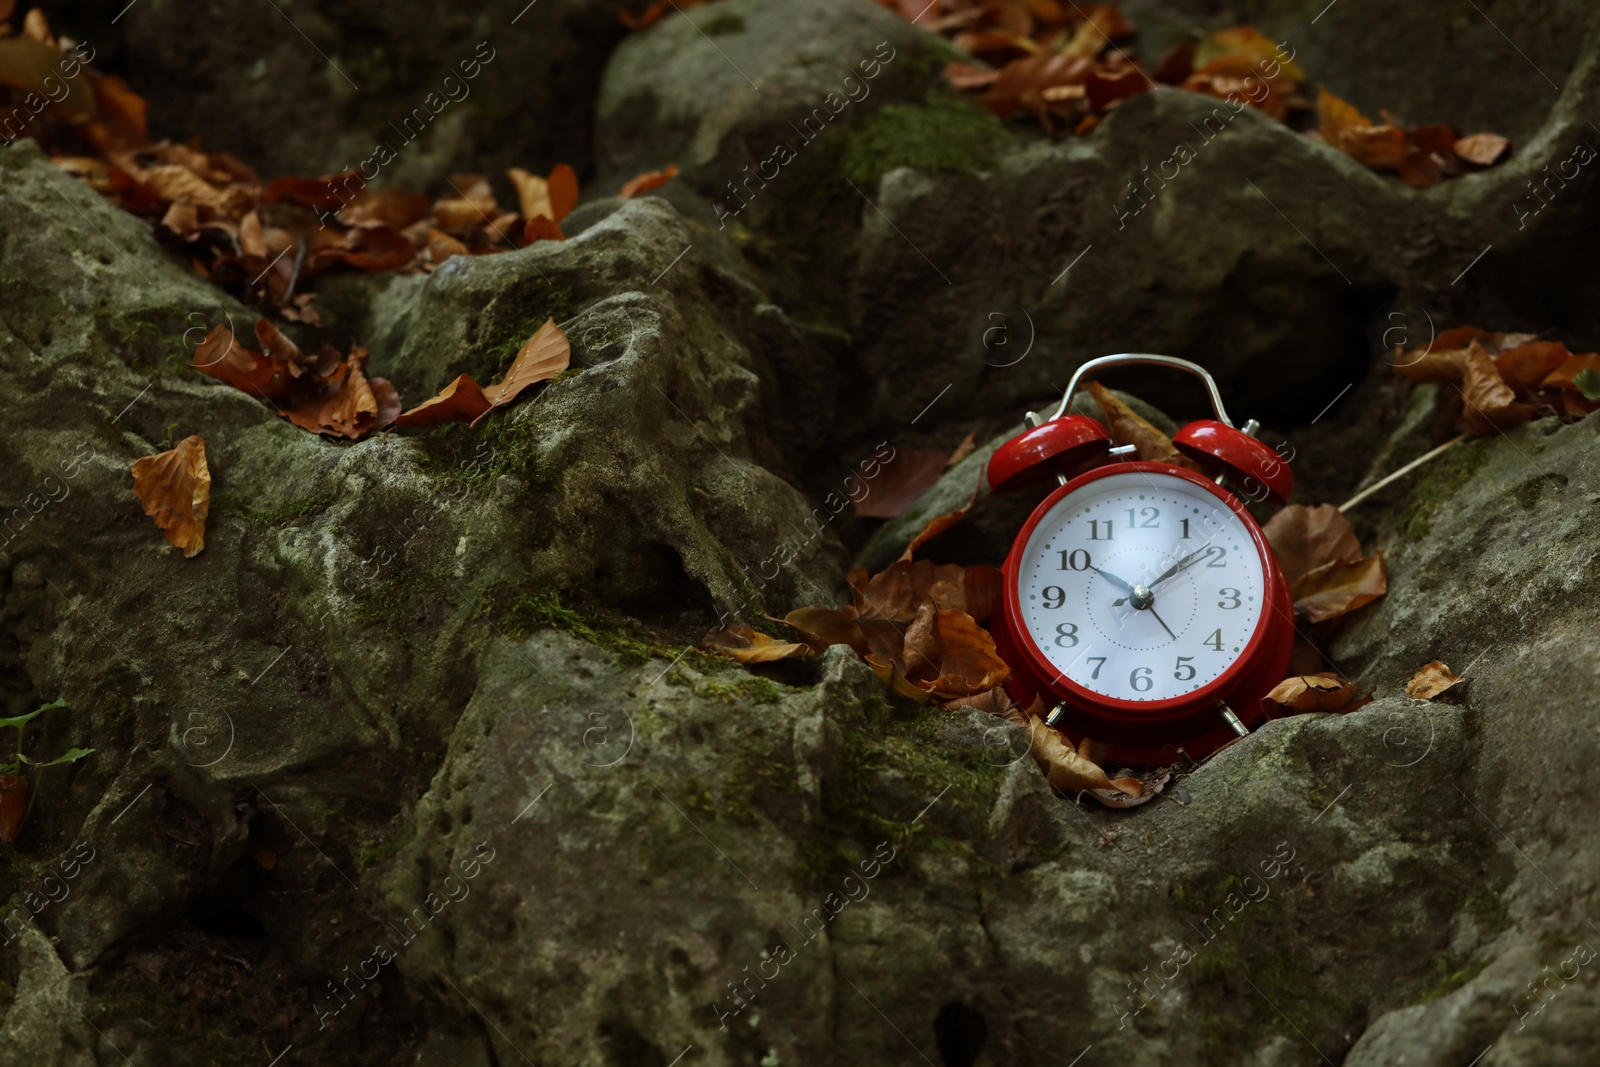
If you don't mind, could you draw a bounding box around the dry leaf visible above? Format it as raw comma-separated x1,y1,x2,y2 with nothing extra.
619,163,680,198
1025,708,1141,795
1458,341,1533,436
1087,381,1201,470
856,559,1003,624
855,448,950,519
475,318,570,422
704,627,814,664
1262,503,1361,585
944,60,1002,90
192,324,297,398
1317,87,1409,169
131,435,211,558
508,163,579,224
903,607,1010,697
1261,673,1371,716
1454,133,1510,166
780,607,868,656
395,373,492,429
899,477,980,561
1495,340,1572,392
1406,661,1464,699
945,432,977,469
1291,554,1387,624
426,227,471,264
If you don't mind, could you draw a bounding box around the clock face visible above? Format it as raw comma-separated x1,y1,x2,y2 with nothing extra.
1014,470,1268,703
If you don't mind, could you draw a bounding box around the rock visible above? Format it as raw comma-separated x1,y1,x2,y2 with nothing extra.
0,138,843,1062
595,0,1600,432
48,0,625,186
5,4,1600,1064
1330,411,1600,1065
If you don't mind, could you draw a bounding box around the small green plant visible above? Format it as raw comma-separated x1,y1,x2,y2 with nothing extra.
0,698,92,775
0,698,95,843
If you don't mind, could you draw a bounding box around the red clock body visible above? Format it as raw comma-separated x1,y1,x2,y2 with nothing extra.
990,461,1295,764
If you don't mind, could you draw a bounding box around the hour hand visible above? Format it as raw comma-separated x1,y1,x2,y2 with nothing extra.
1089,566,1137,596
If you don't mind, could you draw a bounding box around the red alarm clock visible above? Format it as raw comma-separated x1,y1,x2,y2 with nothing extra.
986,354,1295,764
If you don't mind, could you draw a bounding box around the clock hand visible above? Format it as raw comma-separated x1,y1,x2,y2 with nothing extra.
1113,544,1211,606
1148,545,1210,588
1148,605,1177,641
1089,566,1137,597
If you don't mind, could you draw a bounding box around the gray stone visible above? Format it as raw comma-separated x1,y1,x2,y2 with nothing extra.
49,0,625,188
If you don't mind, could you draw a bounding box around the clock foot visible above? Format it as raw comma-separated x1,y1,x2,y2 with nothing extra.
1220,706,1250,737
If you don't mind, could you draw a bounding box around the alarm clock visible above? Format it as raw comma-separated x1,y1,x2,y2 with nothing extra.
986,354,1295,764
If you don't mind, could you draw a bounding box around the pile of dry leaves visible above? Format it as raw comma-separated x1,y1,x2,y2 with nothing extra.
872,1,1508,184
707,387,1407,805
1394,325,1600,437
130,317,572,557
1,7,675,320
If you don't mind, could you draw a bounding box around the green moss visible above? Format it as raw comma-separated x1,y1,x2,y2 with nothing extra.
358,822,417,870
498,588,723,671
1421,953,1486,1002
212,492,335,527
702,13,746,35
840,92,1013,186
680,776,715,819
687,674,784,706
1394,440,1490,541
477,283,577,380
790,704,1007,886
1466,885,1510,934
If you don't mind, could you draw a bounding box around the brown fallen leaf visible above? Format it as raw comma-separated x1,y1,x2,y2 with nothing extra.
902,606,1010,697
1495,340,1572,392
1406,661,1464,700
855,448,950,519
1025,706,1142,796
338,188,433,229
131,435,211,558
1458,341,1533,437
426,227,471,264
855,559,1003,624
433,174,499,233
619,163,680,198
192,324,297,398
944,60,1002,91
1087,381,1202,470
1262,503,1362,585
898,476,980,562
1318,87,1409,170
395,372,493,429
1290,554,1387,624
703,627,814,664
1454,133,1510,166
475,318,570,422
508,163,579,226
780,606,868,657
944,432,978,470
1260,673,1372,717
0,774,29,845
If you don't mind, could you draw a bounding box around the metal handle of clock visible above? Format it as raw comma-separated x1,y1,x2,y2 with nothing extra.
1048,353,1236,428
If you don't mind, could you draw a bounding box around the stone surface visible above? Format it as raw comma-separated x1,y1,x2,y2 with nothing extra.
49,0,625,187
2,2,1599,1064
595,0,1600,432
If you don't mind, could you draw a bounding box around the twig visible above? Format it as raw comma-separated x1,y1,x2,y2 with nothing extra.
1339,434,1467,512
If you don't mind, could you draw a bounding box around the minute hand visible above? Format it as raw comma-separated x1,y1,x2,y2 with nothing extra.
1148,545,1211,589
1113,545,1210,607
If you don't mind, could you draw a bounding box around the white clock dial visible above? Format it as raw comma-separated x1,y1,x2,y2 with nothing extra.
1016,471,1267,702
